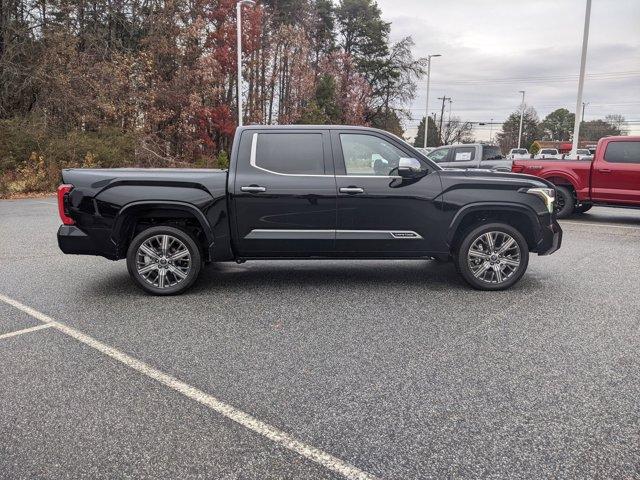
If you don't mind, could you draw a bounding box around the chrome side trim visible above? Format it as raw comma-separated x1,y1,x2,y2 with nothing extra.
244,229,423,240
336,230,423,240
245,229,335,240
335,175,402,179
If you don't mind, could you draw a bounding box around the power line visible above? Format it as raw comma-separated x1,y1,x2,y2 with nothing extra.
416,70,640,86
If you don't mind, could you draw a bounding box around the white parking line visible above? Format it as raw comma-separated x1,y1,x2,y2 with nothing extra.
0,323,53,340
0,293,377,480
561,221,640,231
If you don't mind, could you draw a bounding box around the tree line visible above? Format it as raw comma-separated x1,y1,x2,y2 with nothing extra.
0,0,425,195
412,107,627,152
495,107,627,153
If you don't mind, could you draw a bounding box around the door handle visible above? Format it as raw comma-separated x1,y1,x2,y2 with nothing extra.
597,168,611,174
241,186,267,193
339,187,364,194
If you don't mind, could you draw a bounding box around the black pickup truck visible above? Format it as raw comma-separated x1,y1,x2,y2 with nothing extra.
57,125,562,294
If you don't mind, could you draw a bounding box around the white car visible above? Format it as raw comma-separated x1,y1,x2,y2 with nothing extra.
507,148,530,159
564,149,594,160
535,148,562,159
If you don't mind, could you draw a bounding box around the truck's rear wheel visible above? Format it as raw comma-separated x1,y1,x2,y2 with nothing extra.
456,223,529,291
126,225,202,296
553,185,575,218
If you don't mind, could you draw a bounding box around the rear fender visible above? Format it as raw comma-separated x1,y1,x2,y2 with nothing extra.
112,201,215,260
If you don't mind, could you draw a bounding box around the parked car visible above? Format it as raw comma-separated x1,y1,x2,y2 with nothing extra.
507,148,530,159
427,144,512,171
535,148,562,159
574,149,592,156
57,125,562,294
512,136,640,218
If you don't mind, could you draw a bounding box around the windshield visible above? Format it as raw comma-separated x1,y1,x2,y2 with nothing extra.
512,149,527,154
540,149,557,154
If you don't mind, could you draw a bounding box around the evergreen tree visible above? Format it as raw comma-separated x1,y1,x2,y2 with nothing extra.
413,116,440,148
496,107,541,153
540,108,575,141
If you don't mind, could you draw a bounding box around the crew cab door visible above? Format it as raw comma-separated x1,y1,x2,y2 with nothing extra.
332,130,444,256
591,139,640,205
232,128,336,256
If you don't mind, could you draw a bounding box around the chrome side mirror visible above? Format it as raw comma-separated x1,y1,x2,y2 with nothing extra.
398,158,422,177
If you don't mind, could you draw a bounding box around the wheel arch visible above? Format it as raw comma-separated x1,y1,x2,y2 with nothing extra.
112,201,215,260
541,172,579,192
448,203,541,253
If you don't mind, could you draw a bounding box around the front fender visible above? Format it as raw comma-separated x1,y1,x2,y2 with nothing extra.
447,202,542,245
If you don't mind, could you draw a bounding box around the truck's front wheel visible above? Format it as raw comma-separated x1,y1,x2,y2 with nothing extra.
126,225,202,296
553,185,575,218
456,223,529,291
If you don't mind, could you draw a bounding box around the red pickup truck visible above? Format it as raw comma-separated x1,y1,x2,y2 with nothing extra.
512,136,640,217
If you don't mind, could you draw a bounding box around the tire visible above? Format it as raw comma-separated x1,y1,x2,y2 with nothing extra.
126,225,202,296
553,185,575,218
455,223,529,291
575,204,593,214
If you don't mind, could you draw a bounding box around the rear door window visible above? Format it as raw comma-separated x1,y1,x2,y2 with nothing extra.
254,133,326,174
453,147,475,162
482,146,503,160
603,141,640,164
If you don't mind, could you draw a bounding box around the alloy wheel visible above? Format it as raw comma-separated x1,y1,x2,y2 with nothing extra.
554,190,566,214
136,234,192,289
467,231,521,284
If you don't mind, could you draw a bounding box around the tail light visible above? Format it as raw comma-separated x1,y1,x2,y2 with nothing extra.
512,164,525,173
57,184,75,225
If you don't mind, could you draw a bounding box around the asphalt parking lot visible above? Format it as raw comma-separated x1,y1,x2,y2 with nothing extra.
1,197,639,479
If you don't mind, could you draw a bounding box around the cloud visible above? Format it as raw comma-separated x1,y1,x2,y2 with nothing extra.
376,0,640,139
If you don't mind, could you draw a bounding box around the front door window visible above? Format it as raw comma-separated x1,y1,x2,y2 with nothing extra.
340,134,407,176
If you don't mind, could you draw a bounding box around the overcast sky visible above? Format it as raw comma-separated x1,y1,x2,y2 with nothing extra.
375,0,640,141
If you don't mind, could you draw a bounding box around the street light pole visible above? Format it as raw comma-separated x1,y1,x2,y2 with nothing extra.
517,90,526,149
489,118,494,143
582,101,589,122
236,0,256,127
571,0,592,154
423,54,441,149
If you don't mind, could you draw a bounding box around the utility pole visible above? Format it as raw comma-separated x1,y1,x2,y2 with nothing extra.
517,90,526,148
423,54,442,148
236,0,256,127
489,118,494,143
437,96,451,144
571,0,592,153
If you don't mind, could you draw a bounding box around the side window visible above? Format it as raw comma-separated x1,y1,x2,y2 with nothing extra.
428,147,451,163
482,146,503,160
339,133,409,176
604,141,640,164
254,133,325,174
453,147,475,162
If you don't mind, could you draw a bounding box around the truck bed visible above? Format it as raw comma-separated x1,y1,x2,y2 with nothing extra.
511,158,593,201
